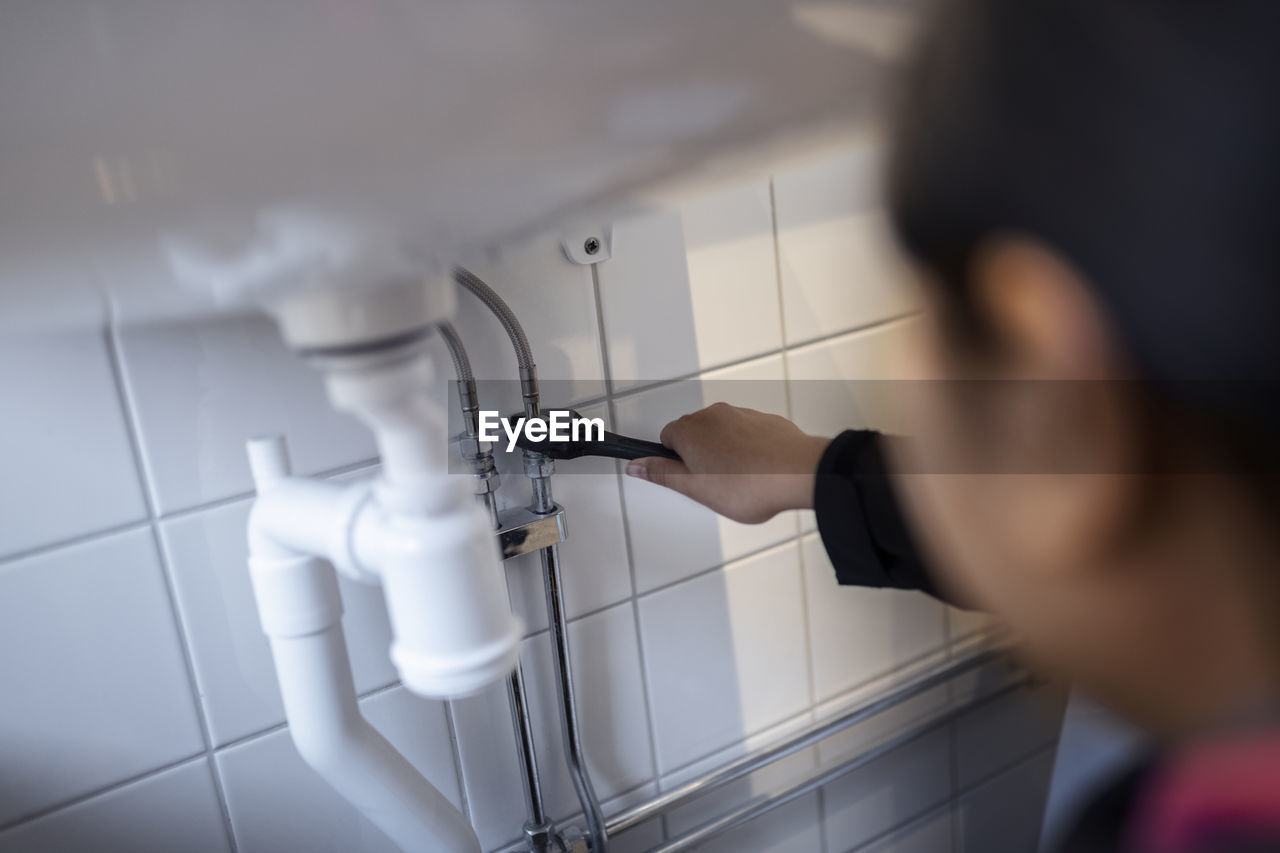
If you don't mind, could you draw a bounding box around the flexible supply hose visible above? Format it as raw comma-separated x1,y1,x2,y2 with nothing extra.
452,267,535,370
436,321,474,384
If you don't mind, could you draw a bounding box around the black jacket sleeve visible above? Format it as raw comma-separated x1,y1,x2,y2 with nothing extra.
813,430,956,604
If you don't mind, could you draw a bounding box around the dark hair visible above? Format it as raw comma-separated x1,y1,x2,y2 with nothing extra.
888,0,1280,438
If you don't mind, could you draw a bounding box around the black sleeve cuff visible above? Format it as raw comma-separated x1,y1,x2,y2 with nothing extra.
814,431,892,587
812,430,947,601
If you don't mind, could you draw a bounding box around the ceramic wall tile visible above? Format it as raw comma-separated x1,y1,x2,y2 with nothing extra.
615,355,797,593
773,139,918,346
0,324,146,558
596,210,699,390
0,531,204,825
786,318,924,438
0,759,231,853
820,728,952,853
954,749,1056,853
802,534,947,703
637,543,810,774
116,310,377,515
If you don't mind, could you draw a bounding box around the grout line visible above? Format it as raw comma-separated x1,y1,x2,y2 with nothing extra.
809,644,961,725
589,263,617,406
356,678,404,702
154,489,257,523
103,322,160,520
606,347,787,404
843,803,954,853
315,456,384,481
944,609,963,853
773,181,801,430
204,680,433,755
588,260,615,399
490,778,666,853
792,527,820,715
0,518,153,567
773,177,824,742
512,537,816,641
557,777,660,833
208,678,411,755
633,535,804,603
954,740,1058,853
155,456,383,523
0,751,210,834
769,177,792,353
442,701,474,825
952,724,1057,800
0,453,384,570
949,659,963,853
793,551,821,708
950,800,961,853
148,499,242,852
656,704,816,784
602,311,919,407
817,784,830,853
781,311,923,357
211,720,291,754
951,718,963,853
104,318,241,853
509,530,807,643
590,259,667,808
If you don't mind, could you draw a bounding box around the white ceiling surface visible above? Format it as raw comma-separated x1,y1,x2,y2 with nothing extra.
0,1,918,330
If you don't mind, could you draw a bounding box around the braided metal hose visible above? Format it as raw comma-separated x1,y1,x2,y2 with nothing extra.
437,321,474,384
452,267,535,370
436,321,480,437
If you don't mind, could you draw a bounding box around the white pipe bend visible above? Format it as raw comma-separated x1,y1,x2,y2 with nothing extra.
246,436,490,853
271,625,480,853
249,469,522,697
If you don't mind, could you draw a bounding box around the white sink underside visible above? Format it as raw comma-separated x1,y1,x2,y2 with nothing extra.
0,0,916,326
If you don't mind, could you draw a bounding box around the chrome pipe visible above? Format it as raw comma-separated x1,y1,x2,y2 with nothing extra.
482,489,500,530
455,267,607,850
542,543,608,852
436,316,548,844
607,644,1008,836
530,474,555,516
650,676,1029,853
507,664,549,832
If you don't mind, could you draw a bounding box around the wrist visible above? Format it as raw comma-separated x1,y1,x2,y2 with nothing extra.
776,435,831,511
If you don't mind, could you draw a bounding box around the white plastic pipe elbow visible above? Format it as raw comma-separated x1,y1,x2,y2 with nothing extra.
271,627,480,853
248,541,479,853
247,436,486,853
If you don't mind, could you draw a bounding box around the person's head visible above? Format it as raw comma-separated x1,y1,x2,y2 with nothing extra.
886,0,1280,735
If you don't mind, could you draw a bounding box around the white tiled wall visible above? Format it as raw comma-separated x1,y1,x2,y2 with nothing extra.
0,145,1064,853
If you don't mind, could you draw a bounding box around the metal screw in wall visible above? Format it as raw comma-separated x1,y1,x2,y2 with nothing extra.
583,237,601,256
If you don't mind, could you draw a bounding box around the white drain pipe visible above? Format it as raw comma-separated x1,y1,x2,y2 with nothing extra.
239,276,522,852
248,436,485,853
